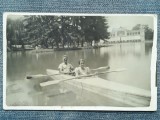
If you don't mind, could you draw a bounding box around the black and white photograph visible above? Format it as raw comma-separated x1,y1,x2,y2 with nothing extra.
3,13,157,110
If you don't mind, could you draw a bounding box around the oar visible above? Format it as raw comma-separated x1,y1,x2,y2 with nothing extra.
91,66,110,70
40,68,126,87
26,66,110,80
26,73,61,79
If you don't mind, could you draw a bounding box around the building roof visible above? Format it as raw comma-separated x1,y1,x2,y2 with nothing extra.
111,27,142,33
112,27,128,32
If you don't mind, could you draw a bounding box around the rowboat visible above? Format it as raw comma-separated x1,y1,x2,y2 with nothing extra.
41,69,151,107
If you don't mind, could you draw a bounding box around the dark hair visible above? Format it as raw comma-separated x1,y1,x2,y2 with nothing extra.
63,55,68,60
78,59,85,65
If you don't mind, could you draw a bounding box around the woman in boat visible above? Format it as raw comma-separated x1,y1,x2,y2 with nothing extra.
75,59,90,77
58,55,74,75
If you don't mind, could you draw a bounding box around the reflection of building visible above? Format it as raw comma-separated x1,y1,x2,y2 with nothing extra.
109,27,145,43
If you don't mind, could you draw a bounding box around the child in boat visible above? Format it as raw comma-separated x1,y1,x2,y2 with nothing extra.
75,59,90,77
58,55,74,75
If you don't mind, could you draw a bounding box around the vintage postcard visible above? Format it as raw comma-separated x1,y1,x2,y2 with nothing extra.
3,13,157,111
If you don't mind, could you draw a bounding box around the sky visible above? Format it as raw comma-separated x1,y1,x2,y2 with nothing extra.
107,16,154,32
7,15,24,20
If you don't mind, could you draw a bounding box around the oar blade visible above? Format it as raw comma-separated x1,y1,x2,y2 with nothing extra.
91,66,110,70
26,74,51,81
26,76,33,79
103,68,127,73
98,66,110,69
40,80,60,87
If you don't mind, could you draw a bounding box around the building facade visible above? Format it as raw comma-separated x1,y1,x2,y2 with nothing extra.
109,27,145,43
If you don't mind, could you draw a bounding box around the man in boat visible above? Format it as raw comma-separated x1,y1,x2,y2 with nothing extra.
58,55,74,75
75,59,90,77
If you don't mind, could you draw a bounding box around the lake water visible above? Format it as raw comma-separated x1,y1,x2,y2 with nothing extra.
6,42,153,106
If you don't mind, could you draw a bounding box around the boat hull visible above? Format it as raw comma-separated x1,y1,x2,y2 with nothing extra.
46,69,151,107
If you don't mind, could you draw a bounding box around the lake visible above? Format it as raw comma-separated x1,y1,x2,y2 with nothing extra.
6,42,153,106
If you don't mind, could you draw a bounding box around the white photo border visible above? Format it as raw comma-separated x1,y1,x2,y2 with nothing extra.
3,12,157,111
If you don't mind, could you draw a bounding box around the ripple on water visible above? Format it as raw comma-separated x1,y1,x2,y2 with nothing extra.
6,80,34,106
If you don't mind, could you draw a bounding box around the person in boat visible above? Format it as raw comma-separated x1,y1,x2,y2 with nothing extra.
58,55,74,75
75,59,90,77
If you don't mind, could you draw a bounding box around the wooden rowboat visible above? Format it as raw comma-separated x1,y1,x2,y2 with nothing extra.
43,69,151,107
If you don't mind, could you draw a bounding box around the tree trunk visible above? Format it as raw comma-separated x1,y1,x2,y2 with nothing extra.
52,42,54,49
21,43,25,50
56,41,59,48
90,41,92,46
62,38,64,48
20,38,25,50
81,40,83,47
9,40,12,49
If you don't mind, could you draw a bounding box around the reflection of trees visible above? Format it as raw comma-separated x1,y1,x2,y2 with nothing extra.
145,43,153,55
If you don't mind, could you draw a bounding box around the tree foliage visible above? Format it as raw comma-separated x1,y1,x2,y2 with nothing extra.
7,15,110,49
7,17,24,49
132,24,153,40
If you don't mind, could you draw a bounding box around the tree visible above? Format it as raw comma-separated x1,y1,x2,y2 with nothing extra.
79,16,109,46
23,15,47,47
132,24,153,40
22,15,110,49
7,18,14,49
23,15,73,48
7,15,110,50
132,24,141,30
7,17,25,50
144,25,154,40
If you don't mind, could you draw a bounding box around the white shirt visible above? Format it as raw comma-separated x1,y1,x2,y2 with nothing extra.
75,67,90,76
58,63,73,73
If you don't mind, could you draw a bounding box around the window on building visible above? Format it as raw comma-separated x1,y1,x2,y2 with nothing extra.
117,31,125,36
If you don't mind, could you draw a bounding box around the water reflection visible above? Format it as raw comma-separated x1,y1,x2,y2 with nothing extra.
7,42,153,106
36,53,39,60
99,43,146,58
145,43,153,55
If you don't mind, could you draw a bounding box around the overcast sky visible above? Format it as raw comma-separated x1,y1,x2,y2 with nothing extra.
7,15,24,20
107,16,154,32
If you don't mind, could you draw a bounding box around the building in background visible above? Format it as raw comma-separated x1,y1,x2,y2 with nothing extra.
109,26,145,43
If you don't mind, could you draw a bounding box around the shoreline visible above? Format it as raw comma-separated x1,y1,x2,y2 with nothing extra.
7,41,153,52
